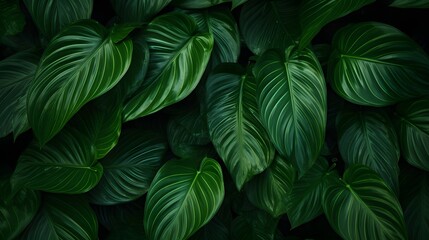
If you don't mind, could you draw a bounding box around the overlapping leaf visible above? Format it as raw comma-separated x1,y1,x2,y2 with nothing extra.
254,46,327,176
88,129,167,205
0,179,40,240
172,0,229,9
0,50,39,139
144,158,224,240
245,155,295,217
329,22,429,106
0,0,25,37
336,109,400,193
390,0,429,8
230,210,279,240
111,0,172,23
189,217,229,240
23,0,93,39
323,164,407,240
396,98,429,171
232,0,248,9
27,20,132,145
206,63,275,189
21,194,98,240
298,0,374,48
123,12,213,121
240,0,300,55
11,128,103,194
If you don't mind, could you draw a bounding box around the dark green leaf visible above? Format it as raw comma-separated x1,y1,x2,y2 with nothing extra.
109,23,140,43
323,164,407,240
390,0,429,8
232,0,248,9
144,158,224,240
299,0,374,48
0,50,39,139
231,209,279,240
123,12,213,121
27,20,132,145
287,158,337,229
206,63,275,189
336,109,400,193
396,98,429,171
11,128,103,194
189,216,229,240
21,194,98,240
400,166,429,240
254,46,327,176
312,44,332,66
88,129,167,205
108,226,145,240
329,22,429,106
0,179,40,240
188,9,240,70
0,0,25,36
23,0,93,39
240,0,300,55
172,0,230,9
93,198,145,230
110,0,172,23
245,155,295,218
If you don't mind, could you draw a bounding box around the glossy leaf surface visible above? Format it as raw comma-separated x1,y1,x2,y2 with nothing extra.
144,158,224,240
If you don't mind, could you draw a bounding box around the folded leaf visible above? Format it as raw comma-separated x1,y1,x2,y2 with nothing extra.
329,22,429,106
27,20,132,145
144,158,224,240
110,0,172,23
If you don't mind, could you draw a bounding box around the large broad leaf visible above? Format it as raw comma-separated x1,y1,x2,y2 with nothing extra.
27,20,132,145
323,164,407,240
0,0,25,36
254,46,327,176
21,194,98,240
172,0,229,9
0,50,39,139
336,109,400,193
287,158,337,229
396,98,429,171
230,210,279,240
110,0,172,23
329,22,429,106
187,9,240,70
390,0,429,8
23,0,93,39
245,155,295,218
11,128,103,194
239,0,300,55
144,157,224,240
298,0,374,48
123,12,213,121
88,129,167,205
0,179,40,240
400,165,429,240
206,63,275,189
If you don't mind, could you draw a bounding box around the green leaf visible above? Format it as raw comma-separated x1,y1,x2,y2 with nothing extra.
88,129,167,205
11,128,103,194
189,216,229,240
0,50,40,139
93,198,145,230
0,180,40,240
172,0,230,9
298,0,374,48
287,158,336,229
109,23,140,43
123,12,213,121
245,155,295,218
144,157,224,240
27,20,132,145
230,210,279,240
239,0,300,55
187,9,240,70
206,63,275,189
0,0,25,36
390,0,429,8
21,194,98,240
23,0,93,39
323,164,407,240
232,0,248,9
110,0,172,23
329,22,429,106
254,46,327,176
396,98,429,171
400,166,429,240
336,109,400,193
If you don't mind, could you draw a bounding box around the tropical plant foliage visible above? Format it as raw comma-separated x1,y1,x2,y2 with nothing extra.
1,0,429,239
